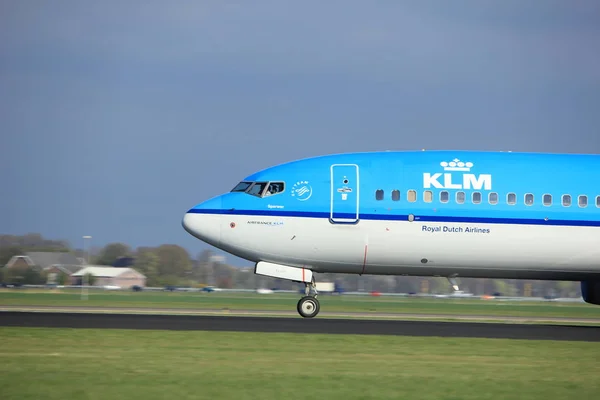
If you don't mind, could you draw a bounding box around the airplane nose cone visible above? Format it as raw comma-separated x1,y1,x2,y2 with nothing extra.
182,197,222,247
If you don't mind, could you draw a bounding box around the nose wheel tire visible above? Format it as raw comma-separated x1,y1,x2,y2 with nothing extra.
297,296,320,318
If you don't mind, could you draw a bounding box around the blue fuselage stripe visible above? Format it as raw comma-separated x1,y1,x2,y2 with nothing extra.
186,208,600,227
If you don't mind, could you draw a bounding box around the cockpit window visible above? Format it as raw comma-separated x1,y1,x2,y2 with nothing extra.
230,180,285,198
231,182,253,192
247,182,269,196
264,182,285,196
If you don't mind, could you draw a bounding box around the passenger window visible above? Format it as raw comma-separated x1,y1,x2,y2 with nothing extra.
472,192,481,204
265,182,285,196
407,190,417,202
579,195,588,208
562,195,572,207
507,193,516,205
392,190,400,201
525,194,534,206
248,182,268,196
597,196,600,208
489,192,498,205
231,181,253,192
440,191,449,203
375,189,384,201
456,191,465,204
543,194,552,206
423,190,433,203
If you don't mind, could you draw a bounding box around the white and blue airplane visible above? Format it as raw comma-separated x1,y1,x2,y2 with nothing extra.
182,150,600,318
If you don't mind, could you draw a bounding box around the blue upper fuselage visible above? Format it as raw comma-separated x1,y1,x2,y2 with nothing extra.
188,150,600,227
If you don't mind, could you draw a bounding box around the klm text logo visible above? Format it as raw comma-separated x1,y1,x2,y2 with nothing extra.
423,159,492,190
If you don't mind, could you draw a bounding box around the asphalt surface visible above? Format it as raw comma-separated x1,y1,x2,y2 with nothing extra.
2,305,600,324
1,311,599,341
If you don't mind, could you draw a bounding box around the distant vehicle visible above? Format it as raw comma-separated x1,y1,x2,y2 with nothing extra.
1,283,23,288
182,150,600,318
315,282,334,292
333,283,345,294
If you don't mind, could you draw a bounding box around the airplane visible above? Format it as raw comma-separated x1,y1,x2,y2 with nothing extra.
182,150,600,318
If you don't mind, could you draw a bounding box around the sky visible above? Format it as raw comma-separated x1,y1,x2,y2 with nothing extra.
2,1,600,266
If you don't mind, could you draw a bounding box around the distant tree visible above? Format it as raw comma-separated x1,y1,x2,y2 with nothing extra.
430,277,451,294
193,249,214,283
556,281,577,297
4,265,43,285
93,243,131,265
20,233,46,247
197,249,213,264
4,265,26,284
83,273,97,286
134,249,160,286
155,275,181,287
217,276,233,289
23,268,44,285
57,272,68,285
492,280,509,295
0,233,70,251
155,245,192,277
0,246,25,266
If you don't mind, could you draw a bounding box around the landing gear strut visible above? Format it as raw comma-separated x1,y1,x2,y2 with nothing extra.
297,278,320,318
448,276,460,292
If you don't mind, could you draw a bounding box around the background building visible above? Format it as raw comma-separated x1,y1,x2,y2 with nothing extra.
71,266,146,288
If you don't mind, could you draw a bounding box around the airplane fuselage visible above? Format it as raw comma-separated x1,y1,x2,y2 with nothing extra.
182,150,600,316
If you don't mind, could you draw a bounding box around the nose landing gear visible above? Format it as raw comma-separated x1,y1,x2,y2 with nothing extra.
297,279,320,318
253,261,322,318
297,296,320,318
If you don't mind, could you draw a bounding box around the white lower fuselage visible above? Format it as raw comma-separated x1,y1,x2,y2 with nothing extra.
184,212,600,281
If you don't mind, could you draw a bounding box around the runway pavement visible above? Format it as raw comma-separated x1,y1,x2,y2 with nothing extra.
1,311,599,341
2,305,599,324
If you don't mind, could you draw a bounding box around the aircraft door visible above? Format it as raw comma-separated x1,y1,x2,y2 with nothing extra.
330,164,359,224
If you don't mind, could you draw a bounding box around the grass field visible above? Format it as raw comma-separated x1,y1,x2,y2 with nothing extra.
1,289,600,320
0,327,598,400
